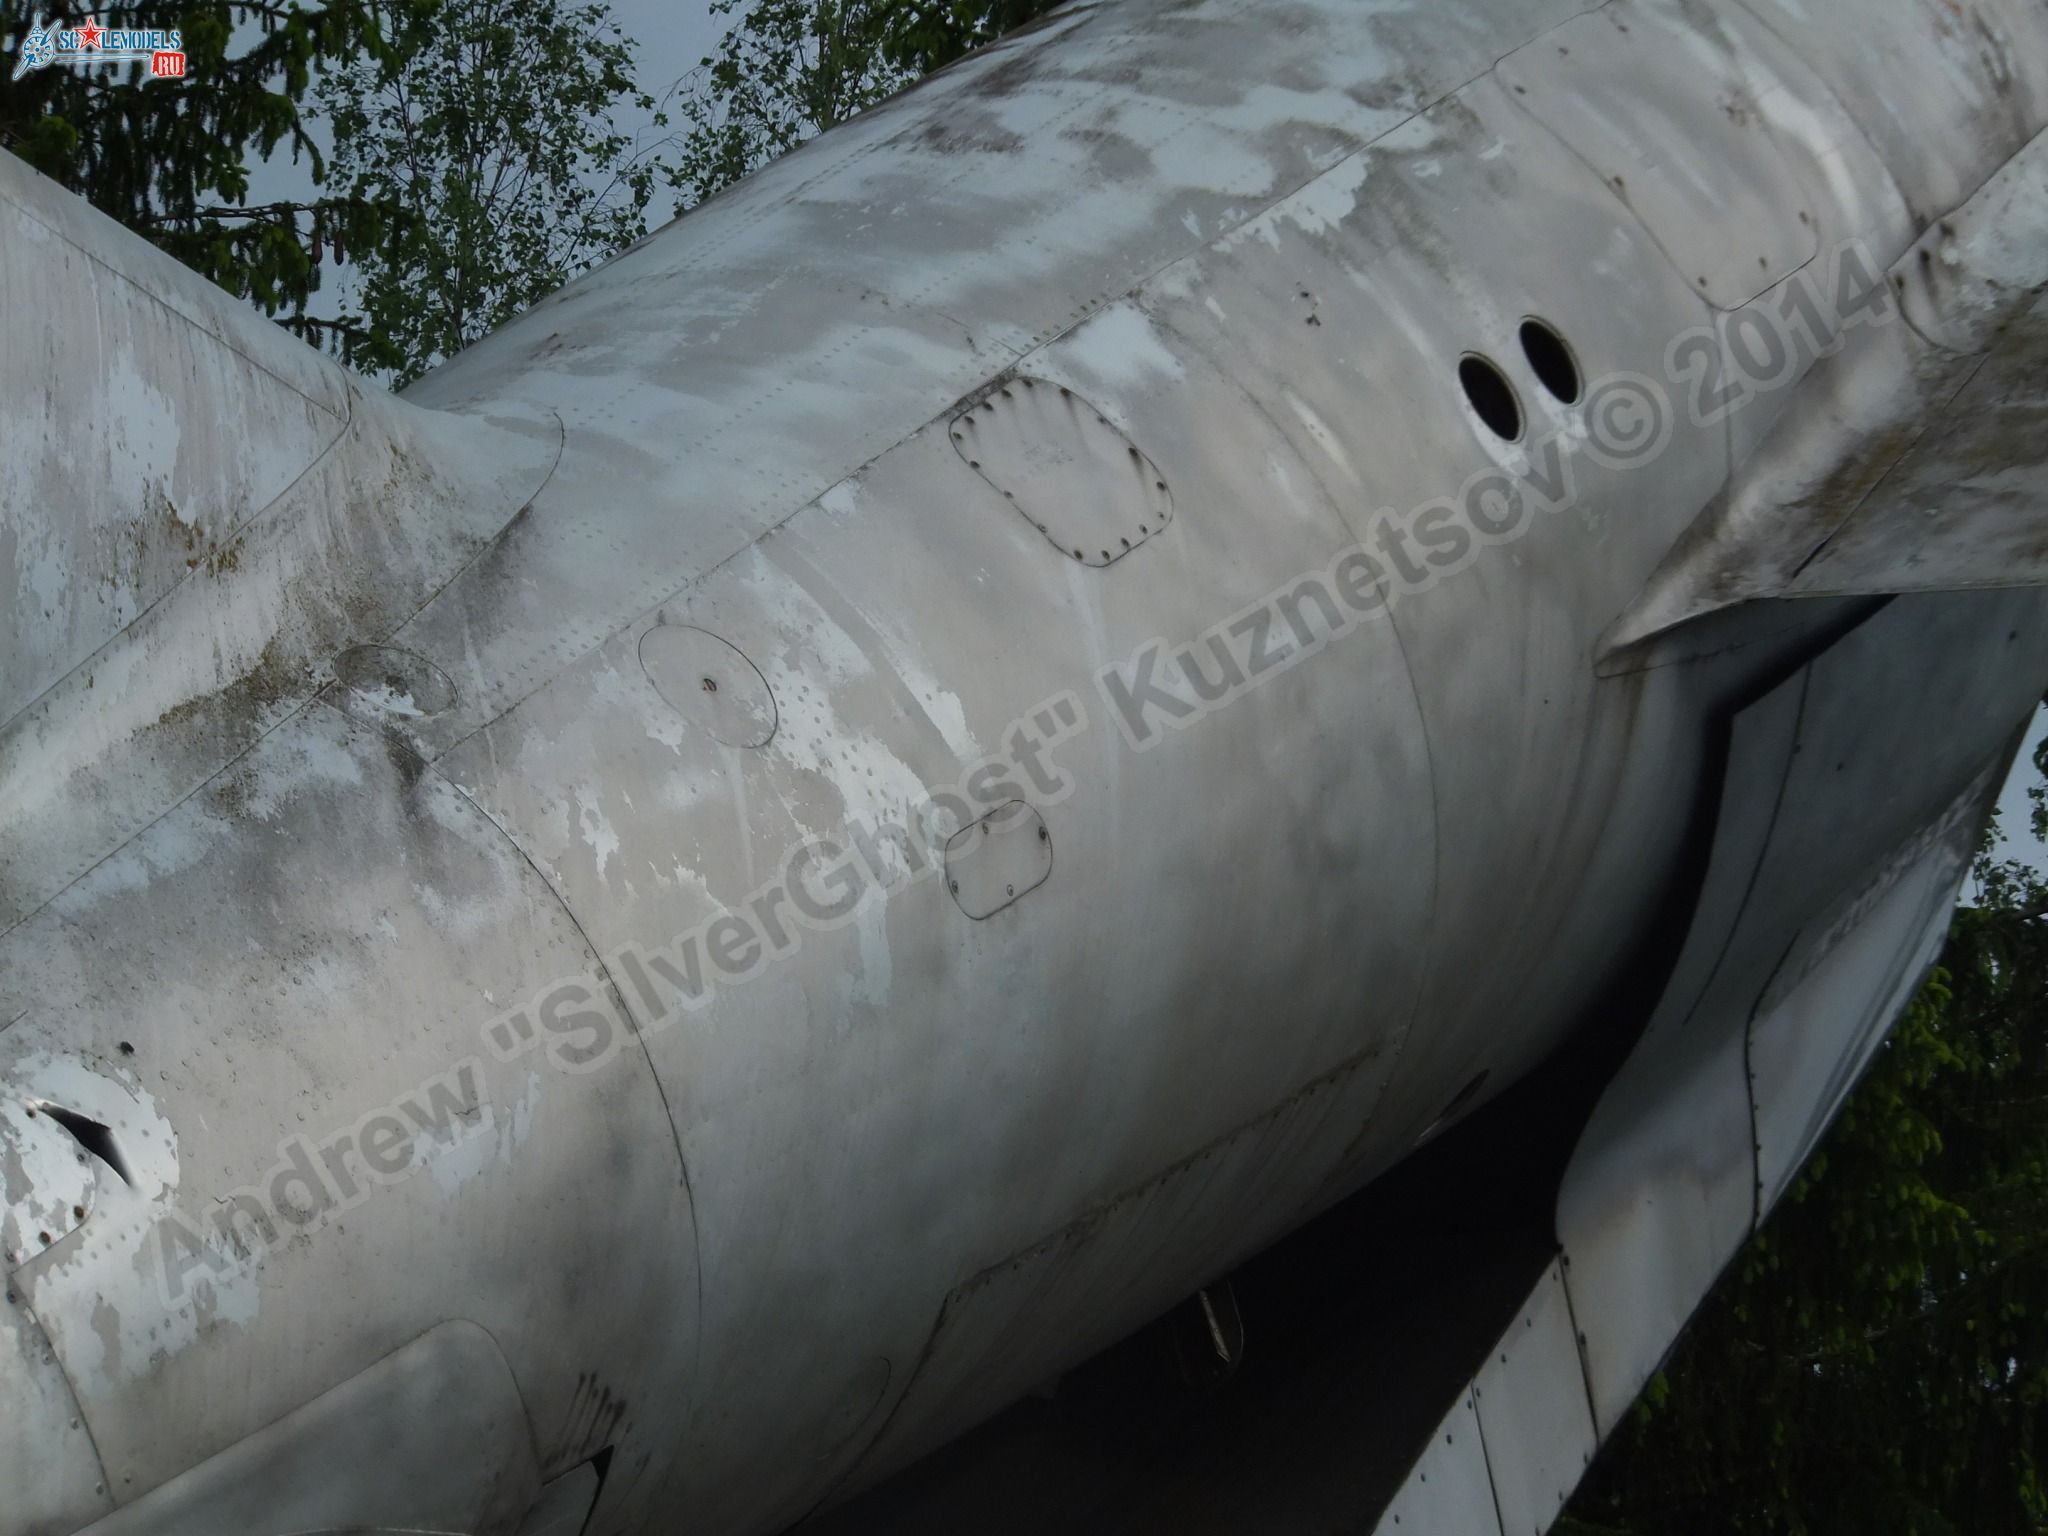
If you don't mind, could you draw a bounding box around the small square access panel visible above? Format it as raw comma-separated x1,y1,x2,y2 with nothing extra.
944,801,1053,919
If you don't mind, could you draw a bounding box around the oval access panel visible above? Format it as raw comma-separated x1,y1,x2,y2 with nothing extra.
944,801,1053,920
332,644,459,719
640,624,778,749
952,377,1173,566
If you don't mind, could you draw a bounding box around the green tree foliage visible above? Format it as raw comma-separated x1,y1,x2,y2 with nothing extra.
0,1,400,337
670,0,1061,207
880,0,1065,74
316,0,661,383
669,0,913,207
1561,733,2048,1536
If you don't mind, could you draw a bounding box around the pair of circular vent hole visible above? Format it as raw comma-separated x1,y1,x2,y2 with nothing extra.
1458,319,1580,442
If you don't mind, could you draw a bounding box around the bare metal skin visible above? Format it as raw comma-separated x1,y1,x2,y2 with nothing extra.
4,0,2048,1532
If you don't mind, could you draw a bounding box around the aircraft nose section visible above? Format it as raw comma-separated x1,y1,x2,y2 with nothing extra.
1,1265,112,1536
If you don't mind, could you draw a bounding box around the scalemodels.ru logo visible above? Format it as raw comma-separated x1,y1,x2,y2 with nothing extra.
9,13,186,81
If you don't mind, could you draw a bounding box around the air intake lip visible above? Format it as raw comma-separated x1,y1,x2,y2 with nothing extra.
33,1104,135,1189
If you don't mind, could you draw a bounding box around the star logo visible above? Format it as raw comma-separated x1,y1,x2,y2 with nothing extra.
74,16,104,49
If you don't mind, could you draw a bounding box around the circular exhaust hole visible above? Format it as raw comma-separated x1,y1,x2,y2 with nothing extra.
1458,355,1522,441
1518,318,1581,404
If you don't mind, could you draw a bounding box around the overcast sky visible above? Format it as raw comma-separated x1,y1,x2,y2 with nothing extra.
617,0,727,137
576,0,731,182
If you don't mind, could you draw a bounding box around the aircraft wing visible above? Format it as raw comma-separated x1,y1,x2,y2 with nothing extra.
1605,128,2048,656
